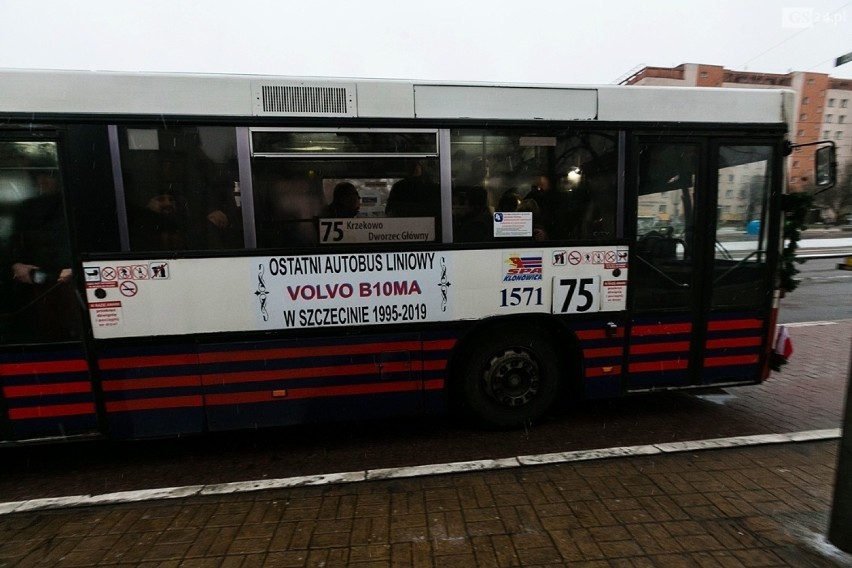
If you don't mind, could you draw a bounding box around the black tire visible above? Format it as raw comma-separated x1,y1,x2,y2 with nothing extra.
456,324,562,428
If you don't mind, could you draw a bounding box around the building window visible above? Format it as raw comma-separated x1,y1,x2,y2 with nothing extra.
800,113,808,120
793,161,799,168
842,99,849,108
803,97,810,105
807,79,815,85
838,131,844,140
829,98,836,107
826,114,833,123
840,116,847,124
824,130,831,138
797,129,805,137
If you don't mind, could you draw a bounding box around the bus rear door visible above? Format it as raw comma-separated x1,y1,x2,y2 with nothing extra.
0,136,100,442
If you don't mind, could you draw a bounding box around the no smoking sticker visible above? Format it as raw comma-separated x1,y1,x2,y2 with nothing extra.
119,281,138,297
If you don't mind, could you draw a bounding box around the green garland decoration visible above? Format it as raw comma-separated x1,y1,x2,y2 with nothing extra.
779,192,814,292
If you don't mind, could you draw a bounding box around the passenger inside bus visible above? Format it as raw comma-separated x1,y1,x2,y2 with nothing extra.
128,189,188,251
8,167,80,342
323,182,361,218
520,174,553,241
455,186,493,242
496,189,521,213
385,160,440,218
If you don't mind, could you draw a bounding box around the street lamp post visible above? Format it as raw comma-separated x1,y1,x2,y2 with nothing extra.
829,336,852,551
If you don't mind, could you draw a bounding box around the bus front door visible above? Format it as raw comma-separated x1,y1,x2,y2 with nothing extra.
628,139,777,391
0,137,99,442
628,141,705,390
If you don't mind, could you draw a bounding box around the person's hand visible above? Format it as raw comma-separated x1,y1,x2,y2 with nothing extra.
58,268,73,283
11,262,38,284
207,210,229,229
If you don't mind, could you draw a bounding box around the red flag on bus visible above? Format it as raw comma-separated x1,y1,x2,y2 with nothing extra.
774,325,793,359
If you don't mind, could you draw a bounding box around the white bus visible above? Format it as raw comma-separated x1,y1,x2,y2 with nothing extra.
0,69,826,442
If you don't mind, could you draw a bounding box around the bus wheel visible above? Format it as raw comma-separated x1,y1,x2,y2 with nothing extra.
458,325,561,428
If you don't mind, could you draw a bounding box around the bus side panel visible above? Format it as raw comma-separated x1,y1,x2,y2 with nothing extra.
0,346,99,440
626,315,693,389
97,343,204,439
566,318,627,400
421,330,460,415
702,312,765,384
198,332,436,431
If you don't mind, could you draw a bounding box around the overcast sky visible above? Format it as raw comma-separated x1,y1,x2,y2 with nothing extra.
0,0,849,84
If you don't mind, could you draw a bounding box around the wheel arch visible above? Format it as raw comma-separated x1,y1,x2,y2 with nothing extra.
445,314,586,421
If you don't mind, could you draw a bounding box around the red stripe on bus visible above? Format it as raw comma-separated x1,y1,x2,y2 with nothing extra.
704,355,760,367
106,395,204,412
102,375,202,392
423,378,445,390
629,341,690,355
205,381,424,406
705,337,762,349
3,381,93,398
628,359,689,373
630,323,692,337
585,365,623,378
423,360,448,371
423,339,457,351
0,359,89,376
707,319,763,331
197,341,423,364
583,347,623,358
201,361,417,386
99,354,199,370
575,329,625,340
9,402,96,420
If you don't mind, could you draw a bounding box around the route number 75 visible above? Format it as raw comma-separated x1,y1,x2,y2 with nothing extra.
552,276,601,314
319,220,344,242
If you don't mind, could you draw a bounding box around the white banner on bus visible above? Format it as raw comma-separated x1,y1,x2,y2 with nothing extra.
256,251,447,329
83,246,628,338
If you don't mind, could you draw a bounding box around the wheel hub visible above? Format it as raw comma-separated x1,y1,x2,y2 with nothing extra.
483,348,540,407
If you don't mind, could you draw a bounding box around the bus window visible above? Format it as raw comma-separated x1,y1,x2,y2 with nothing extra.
249,129,440,249
450,129,617,242
634,143,699,312
119,126,242,252
711,145,774,308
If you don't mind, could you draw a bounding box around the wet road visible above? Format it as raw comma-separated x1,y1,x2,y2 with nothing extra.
778,257,852,323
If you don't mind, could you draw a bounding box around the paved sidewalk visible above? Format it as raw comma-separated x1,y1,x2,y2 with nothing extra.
1,439,851,567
